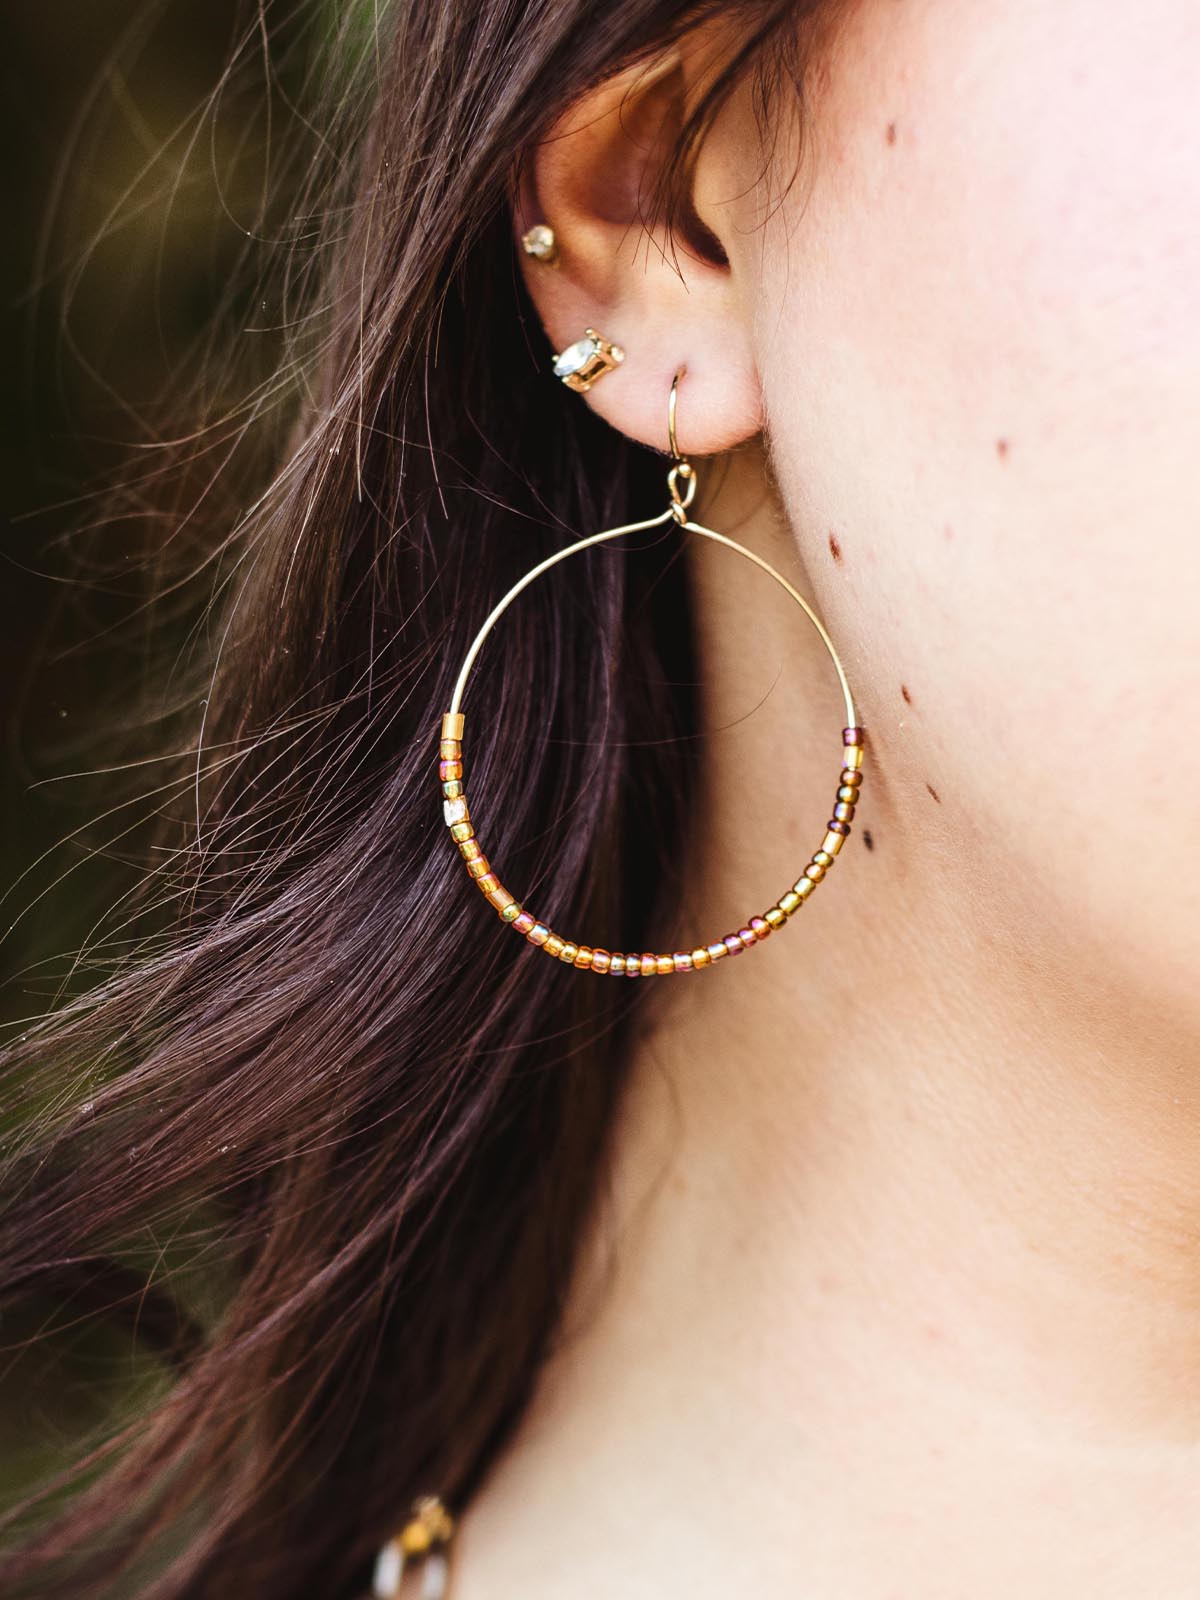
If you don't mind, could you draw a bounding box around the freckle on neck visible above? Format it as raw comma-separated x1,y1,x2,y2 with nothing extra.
995,438,1010,461
828,532,843,563
885,121,897,145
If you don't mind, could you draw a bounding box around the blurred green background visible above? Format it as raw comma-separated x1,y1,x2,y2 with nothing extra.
1,0,305,1028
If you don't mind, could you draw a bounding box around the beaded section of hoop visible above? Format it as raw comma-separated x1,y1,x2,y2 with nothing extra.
437,711,864,973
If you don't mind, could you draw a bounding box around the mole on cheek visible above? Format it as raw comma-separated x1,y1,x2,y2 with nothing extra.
828,532,843,563
885,121,897,145
862,829,874,851
926,782,941,804
900,684,912,705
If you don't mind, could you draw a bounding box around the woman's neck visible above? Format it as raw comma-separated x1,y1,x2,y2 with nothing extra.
450,445,1200,1598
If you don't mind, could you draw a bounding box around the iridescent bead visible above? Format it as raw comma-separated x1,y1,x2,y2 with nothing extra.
459,838,482,862
439,759,463,782
526,923,550,945
749,916,771,940
706,941,728,962
574,946,595,968
513,910,535,934
779,890,802,916
843,726,864,745
723,934,745,956
442,779,464,799
692,947,712,969
610,953,627,975
476,872,499,894
558,941,579,964
486,886,514,912
805,859,826,882
836,786,858,805
833,801,855,823
839,769,863,789
764,907,787,930
467,857,490,879
625,955,641,977
736,927,757,947
673,952,694,972
812,850,834,868
592,949,611,974
439,738,461,761
544,934,565,958
793,877,817,899
501,902,522,923
450,821,474,843
655,954,675,976
640,953,657,977
827,819,851,836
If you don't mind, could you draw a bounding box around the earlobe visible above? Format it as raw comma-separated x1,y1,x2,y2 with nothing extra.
511,35,763,458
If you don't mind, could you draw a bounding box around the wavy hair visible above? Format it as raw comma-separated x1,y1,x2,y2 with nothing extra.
0,1,827,1593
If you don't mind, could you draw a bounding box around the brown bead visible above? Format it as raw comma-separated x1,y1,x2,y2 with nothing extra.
833,801,855,823
842,726,864,745
839,768,863,788
836,785,859,805
827,818,852,835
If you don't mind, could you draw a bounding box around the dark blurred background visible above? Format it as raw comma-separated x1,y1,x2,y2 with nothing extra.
1,1,299,1028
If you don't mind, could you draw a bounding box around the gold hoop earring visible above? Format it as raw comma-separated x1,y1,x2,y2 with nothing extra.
435,369,866,977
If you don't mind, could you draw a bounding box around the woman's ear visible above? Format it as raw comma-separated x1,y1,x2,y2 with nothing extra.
511,40,764,459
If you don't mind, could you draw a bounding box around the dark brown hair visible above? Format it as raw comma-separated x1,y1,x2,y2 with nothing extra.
0,1,824,1594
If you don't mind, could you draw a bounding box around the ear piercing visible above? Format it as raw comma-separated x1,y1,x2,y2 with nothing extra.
521,224,558,264
552,328,625,392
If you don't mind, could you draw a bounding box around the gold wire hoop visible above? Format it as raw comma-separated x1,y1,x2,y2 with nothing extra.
435,370,866,976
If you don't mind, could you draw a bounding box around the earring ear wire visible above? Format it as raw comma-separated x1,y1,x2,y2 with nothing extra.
436,366,865,976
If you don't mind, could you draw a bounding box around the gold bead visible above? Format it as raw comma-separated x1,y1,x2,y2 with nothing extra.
821,829,845,855
544,934,565,958
486,886,514,911
450,821,474,843
805,858,826,881
610,953,627,974
779,890,802,916
833,801,855,823
558,941,579,964
764,906,787,929
439,739,461,761
574,946,594,968
476,872,499,894
442,779,463,799
843,744,863,771
441,712,465,741
812,850,834,868
467,856,490,879
836,785,858,805
656,954,675,976
692,947,712,968
459,838,481,861
793,876,817,898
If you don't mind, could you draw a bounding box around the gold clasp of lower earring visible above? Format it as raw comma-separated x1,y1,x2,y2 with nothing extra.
666,368,697,525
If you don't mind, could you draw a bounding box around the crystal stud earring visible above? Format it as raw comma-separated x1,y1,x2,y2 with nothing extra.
551,328,625,393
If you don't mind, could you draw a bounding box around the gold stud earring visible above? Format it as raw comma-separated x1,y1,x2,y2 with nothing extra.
521,224,558,264
551,328,625,392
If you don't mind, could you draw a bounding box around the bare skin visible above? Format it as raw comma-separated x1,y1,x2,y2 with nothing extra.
451,2,1200,1593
